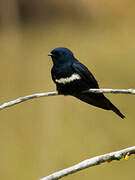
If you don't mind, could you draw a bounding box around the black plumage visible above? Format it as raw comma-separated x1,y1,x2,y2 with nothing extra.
48,47,125,119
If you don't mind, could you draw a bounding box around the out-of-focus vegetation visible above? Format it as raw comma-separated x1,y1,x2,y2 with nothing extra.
0,1,135,180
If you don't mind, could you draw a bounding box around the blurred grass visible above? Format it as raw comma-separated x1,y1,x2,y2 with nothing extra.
0,21,135,180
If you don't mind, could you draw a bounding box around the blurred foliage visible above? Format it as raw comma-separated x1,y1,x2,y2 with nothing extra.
0,1,135,180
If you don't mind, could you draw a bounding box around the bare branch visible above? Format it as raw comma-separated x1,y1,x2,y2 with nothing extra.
1,90,134,179
40,146,135,180
87,88,135,94
0,91,58,111
0,88,135,111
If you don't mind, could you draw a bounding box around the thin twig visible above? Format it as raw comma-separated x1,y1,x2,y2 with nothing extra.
87,88,135,94
40,146,135,180
0,88,135,111
0,91,58,111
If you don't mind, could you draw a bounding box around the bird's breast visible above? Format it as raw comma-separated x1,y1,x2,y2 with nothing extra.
55,73,81,84
55,74,88,95
52,64,88,95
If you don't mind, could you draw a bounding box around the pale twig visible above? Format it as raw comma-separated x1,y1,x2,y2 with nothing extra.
0,88,135,111
40,146,135,180
87,88,135,94
0,91,58,111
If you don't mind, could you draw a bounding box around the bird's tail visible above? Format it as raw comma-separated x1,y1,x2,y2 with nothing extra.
73,92,125,119
106,98,125,119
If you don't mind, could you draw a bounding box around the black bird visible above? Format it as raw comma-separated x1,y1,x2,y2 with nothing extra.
48,47,125,119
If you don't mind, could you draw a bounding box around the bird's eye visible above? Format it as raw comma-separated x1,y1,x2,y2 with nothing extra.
52,52,58,56
54,51,63,57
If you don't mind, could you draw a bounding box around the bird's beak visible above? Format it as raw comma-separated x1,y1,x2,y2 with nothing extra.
48,52,53,56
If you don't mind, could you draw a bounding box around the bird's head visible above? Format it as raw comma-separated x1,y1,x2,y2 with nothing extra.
48,47,74,65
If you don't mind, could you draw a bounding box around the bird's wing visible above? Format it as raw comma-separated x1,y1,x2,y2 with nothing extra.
72,61,99,88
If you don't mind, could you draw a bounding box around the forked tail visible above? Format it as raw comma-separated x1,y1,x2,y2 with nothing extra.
73,92,125,119
107,99,125,119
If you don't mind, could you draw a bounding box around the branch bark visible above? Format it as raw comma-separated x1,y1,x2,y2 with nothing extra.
0,88,135,111
40,146,135,180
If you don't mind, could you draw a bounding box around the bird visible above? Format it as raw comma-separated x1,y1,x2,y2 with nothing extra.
48,47,125,119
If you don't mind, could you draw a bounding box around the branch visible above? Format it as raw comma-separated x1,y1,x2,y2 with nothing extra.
0,88,135,111
1,90,134,179
0,91,58,111
87,88,135,94
40,146,135,180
